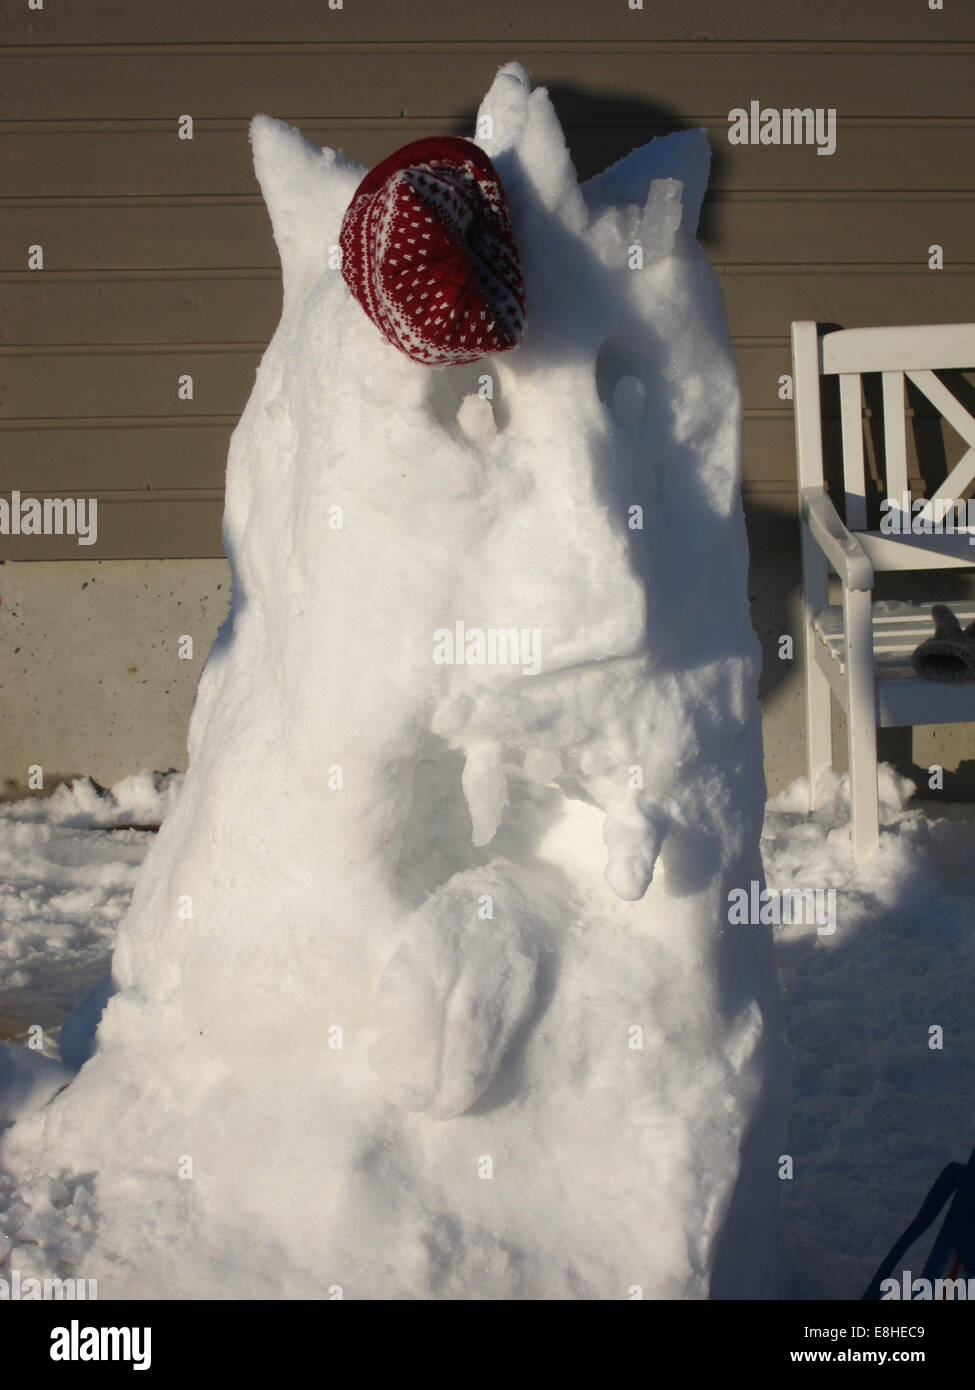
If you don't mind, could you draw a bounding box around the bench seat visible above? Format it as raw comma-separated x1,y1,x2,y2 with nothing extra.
811,600,975,726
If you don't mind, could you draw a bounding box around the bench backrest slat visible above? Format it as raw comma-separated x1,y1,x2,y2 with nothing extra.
882,369,910,505
819,323,975,376
839,372,868,531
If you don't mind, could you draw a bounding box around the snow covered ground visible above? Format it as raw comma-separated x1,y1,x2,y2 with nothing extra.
2,765,973,1299
764,767,975,1298
0,772,182,1053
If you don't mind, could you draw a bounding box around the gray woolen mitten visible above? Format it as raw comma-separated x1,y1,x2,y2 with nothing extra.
911,604,975,683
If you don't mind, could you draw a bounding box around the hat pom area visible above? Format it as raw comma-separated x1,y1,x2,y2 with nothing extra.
339,136,527,366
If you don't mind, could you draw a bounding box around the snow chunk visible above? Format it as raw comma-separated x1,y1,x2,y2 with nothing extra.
461,743,508,846
0,770,182,829
603,799,666,901
640,177,685,264
583,127,711,236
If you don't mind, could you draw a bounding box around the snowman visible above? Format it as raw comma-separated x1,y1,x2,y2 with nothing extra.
0,63,788,1300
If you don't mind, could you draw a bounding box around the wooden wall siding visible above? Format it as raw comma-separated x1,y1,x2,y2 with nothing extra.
2,10,973,559
1,2,971,45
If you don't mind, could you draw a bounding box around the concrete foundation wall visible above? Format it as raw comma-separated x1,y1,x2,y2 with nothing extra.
0,559,229,797
3,544,975,804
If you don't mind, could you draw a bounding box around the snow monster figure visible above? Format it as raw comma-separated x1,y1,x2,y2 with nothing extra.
0,64,789,1299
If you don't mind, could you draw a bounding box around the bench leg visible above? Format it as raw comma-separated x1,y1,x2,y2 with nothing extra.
805,652,833,811
800,520,832,809
844,586,879,861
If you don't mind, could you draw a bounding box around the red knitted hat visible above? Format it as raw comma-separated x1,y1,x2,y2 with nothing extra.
339,136,526,366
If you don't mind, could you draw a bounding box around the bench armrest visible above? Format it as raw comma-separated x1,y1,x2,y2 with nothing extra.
800,487,874,592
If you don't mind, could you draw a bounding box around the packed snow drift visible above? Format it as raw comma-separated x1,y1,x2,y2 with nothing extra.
0,63,788,1298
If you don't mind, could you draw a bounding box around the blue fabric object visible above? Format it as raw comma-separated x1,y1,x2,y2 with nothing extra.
862,1145,975,1299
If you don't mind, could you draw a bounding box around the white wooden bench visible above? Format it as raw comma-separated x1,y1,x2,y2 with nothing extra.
793,321,975,859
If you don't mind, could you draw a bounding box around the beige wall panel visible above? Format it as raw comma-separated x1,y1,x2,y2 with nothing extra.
1,420,797,513
6,268,971,350
1,349,258,420
1,200,278,274
720,270,975,335
0,418,829,503
1,275,281,346
3,47,973,121
711,196,975,267
0,494,224,560
4,1,972,45
3,195,973,273
4,408,963,558
0,423,233,492
4,122,972,198
6,343,968,430
0,344,798,420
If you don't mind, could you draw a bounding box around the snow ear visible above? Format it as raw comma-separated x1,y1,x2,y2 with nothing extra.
250,115,363,306
582,127,712,238
475,63,587,236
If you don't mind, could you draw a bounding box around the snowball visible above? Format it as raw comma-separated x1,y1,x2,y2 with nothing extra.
370,871,537,1119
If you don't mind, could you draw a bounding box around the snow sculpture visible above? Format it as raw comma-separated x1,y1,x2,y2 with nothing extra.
0,63,788,1300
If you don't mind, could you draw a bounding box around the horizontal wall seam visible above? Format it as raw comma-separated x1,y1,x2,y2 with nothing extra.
5,265,973,285
3,191,975,206
0,488,225,499
2,41,974,55
0,416,240,429
0,338,855,355
0,409,837,428
0,344,272,356
5,117,975,130
0,480,802,496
